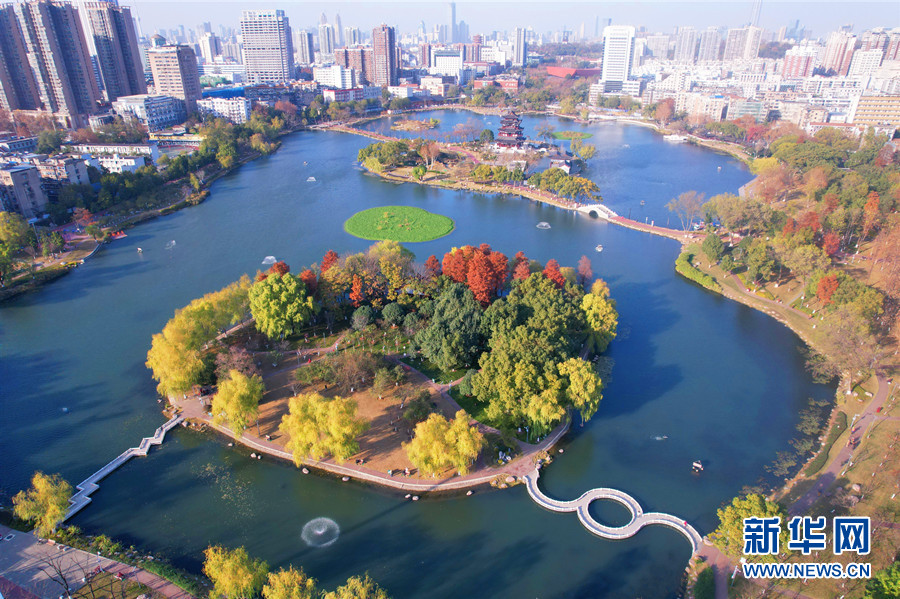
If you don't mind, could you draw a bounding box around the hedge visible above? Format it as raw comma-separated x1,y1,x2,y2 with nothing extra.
675,245,721,292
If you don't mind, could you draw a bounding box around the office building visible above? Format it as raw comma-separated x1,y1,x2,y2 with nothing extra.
645,34,670,59
513,27,527,67
199,32,221,63
697,27,720,61
847,48,883,78
0,164,48,220
448,2,457,44
148,45,201,112
196,97,252,123
112,94,187,131
344,27,361,47
850,95,900,127
0,5,40,111
673,27,697,63
241,9,293,84
13,0,101,128
372,24,397,86
295,30,314,65
79,1,146,101
601,26,636,90
313,64,356,89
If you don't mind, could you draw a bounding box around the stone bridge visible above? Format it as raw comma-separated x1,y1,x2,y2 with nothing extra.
577,204,618,220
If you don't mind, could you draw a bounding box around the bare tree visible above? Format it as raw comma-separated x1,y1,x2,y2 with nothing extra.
666,191,706,231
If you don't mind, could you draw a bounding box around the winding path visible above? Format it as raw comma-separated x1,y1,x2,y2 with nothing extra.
522,467,703,553
65,416,183,520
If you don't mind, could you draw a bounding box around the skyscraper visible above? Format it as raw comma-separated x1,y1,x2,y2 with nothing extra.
513,27,527,67
240,9,294,84
673,27,697,63
697,27,721,62
318,23,335,57
372,24,397,86
334,13,343,47
601,25,636,89
782,45,819,78
821,31,857,76
13,0,101,128
199,32,221,64
344,27,361,47
722,26,761,61
0,5,40,112
78,1,146,102
448,2,457,44
295,30,314,66
149,45,201,112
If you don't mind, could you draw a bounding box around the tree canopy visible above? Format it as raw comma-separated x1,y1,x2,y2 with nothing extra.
262,567,319,599
710,494,788,561
279,393,369,463
404,410,485,476
212,370,265,436
414,283,484,371
249,272,315,339
12,472,72,537
203,545,269,599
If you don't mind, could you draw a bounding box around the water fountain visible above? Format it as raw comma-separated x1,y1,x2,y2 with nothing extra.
301,517,340,547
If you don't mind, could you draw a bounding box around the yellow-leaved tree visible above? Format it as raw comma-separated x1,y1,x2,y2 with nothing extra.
404,410,484,476
279,393,369,463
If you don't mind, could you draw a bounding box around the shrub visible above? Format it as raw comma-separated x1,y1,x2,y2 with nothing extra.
675,245,721,292
352,305,374,330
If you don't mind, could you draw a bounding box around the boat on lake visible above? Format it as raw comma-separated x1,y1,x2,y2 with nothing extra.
307,176,316,182
664,134,688,142
595,244,603,252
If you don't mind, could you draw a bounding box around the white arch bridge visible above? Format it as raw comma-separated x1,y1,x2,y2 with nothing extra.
523,467,703,554
576,204,618,219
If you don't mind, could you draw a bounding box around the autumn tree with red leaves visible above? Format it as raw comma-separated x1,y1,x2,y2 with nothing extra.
797,210,820,233
543,259,566,288
782,218,797,237
298,269,317,295
424,255,441,278
817,273,839,305
822,231,840,256
350,274,365,307
270,261,290,276
861,191,881,241
467,251,496,306
321,250,339,272
577,255,593,286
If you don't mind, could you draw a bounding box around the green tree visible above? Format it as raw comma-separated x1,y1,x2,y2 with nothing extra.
203,545,269,599
710,494,788,561
479,129,494,144
866,562,900,599
323,575,390,599
212,370,265,436
581,282,618,353
701,234,725,263
249,273,314,339
279,393,369,463
404,410,485,476
262,567,319,599
12,472,72,537
744,239,775,283
411,165,426,180
381,302,404,327
557,358,604,421
414,283,484,371
36,129,66,154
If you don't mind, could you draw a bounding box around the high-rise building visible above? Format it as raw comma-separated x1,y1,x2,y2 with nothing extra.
513,27,527,67
673,27,697,63
13,0,101,128
723,26,762,61
335,47,374,84
821,31,857,76
78,1,146,102
241,9,293,84
344,27,361,47
697,27,721,61
448,2,457,44
601,25,636,88
645,34,670,59
0,5,40,111
318,23,335,57
372,24,397,86
0,164,48,220
847,48,884,78
782,45,819,78
199,32,221,63
148,45,201,112
295,30,314,65
334,13,343,47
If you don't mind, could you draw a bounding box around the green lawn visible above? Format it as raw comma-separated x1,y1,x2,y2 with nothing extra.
399,355,464,383
551,131,593,140
344,206,455,242
450,387,491,423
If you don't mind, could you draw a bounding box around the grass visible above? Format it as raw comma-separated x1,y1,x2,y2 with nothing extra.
804,410,848,476
344,206,455,243
693,566,716,599
450,387,491,423
0,508,32,532
73,573,153,599
551,131,593,140
398,355,464,384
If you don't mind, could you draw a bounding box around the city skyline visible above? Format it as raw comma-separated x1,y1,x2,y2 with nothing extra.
127,1,899,40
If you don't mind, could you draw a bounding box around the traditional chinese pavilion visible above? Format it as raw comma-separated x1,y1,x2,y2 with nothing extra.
496,110,525,148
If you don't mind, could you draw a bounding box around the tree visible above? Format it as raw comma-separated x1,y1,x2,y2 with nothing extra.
414,283,484,371
424,255,441,278
655,99,674,125
212,370,264,436
382,302,404,327
298,269,318,295
85,224,103,240
866,562,900,599
262,567,319,599
323,575,390,599
36,129,66,154
576,255,593,286
12,472,72,537
666,191,705,231
822,231,841,256
249,273,314,339
701,234,725,263
321,250,339,272
404,411,485,476
582,285,618,353
861,191,881,241
557,358,604,421
215,346,260,381
279,393,369,463
816,273,839,305
479,129,495,144
710,494,788,561
352,305,374,330
542,259,566,288
412,165,426,180
783,244,829,283
809,304,882,390
349,274,365,307
203,545,269,599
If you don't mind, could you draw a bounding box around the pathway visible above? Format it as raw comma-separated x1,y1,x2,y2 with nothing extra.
0,526,193,599
790,374,892,516
65,416,183,520
522,467,703,553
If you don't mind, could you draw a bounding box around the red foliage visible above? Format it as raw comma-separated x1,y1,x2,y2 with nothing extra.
822,231,840,256
782,218,797,237
543,259,566,288
299,269,318,294
576,255,593,286
424,255,441,278
514,251,527,265
816,273,839,305
467,252,496,306
321,250,339,272
269,261,290,277
488,252,509,288
821,192,839,216
74,207,93,227
797,210,820,233
350,274,365,307
256,272,268,282
441,246,474,283
513,260,531,281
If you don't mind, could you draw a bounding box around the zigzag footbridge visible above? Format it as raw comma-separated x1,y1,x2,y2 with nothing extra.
523,466,703,554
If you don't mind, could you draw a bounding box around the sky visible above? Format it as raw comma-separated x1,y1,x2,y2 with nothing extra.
129,0,899,39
